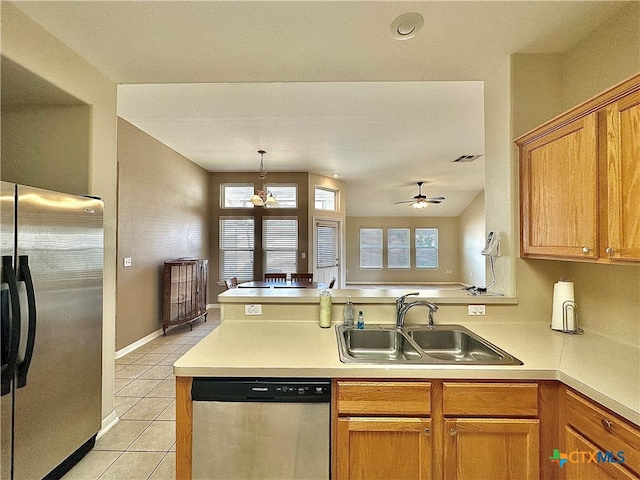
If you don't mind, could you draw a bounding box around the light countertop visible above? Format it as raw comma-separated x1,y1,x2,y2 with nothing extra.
218,287,517,304
174,320,640,426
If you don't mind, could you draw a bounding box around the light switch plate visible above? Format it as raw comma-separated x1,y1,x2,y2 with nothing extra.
245,304,262,316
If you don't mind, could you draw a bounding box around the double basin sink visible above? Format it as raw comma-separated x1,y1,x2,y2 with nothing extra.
336,324,522,365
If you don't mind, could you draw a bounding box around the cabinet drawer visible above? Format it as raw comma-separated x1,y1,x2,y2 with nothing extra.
336,381,430,416
443,382,538,416
565,388,640,476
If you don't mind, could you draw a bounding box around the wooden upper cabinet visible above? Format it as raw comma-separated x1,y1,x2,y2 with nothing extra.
517,73,640,264
604,90,640,262
520,113,599,259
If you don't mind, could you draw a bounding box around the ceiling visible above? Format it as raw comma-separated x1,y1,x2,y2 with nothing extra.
12,1,627,216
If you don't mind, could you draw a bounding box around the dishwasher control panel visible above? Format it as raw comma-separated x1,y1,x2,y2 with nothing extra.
192,378,331,403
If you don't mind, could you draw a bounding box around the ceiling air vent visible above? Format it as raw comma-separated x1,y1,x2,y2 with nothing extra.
452,154,483,163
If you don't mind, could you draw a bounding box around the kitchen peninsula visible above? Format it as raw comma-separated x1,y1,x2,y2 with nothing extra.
174,289,640,479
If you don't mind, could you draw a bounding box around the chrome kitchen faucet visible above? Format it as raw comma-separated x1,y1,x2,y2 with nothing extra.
396,293,439,329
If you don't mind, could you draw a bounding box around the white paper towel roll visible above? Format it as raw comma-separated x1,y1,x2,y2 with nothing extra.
551,280,576,331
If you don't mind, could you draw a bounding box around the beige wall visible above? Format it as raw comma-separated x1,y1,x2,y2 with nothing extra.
2,2,118,424
458,191,485,286
116,118,210,350
346,216,460,284
510,2,640,338
1,105,90,195
209,171,310,300
561,2,640,110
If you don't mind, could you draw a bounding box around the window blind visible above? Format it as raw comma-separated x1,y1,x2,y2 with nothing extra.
219,217,254,281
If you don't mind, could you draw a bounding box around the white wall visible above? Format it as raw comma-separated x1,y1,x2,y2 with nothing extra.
458,191,485,286
2,3,118,426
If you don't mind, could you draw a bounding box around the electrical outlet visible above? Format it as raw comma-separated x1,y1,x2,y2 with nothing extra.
468,304,486,316
123,257,132,267
244,304,262,316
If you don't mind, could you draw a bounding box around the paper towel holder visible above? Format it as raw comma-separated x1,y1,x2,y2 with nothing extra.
555,300,584,335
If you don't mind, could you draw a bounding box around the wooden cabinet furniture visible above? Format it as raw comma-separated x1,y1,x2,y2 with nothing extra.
442,382,540,480
162,258,208,334
516,73,640,263
333,380,542,480
561,386,640,480
603,89,640,261
334,381,432,480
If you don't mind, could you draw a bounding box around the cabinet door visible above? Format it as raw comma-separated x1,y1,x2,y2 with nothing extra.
444,418,540,480
520,113,598,259
336,417,432,480
564,426,638,480
605,90,640,262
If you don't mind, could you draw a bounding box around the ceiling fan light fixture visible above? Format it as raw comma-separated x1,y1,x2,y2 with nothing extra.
394,181,445,210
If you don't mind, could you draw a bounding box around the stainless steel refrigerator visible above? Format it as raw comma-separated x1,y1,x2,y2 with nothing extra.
1,182,103,480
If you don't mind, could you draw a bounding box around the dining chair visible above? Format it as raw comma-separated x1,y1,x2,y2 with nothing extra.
264,273,287,282
291,273,313,283
328,277,336,289
225,277,238,289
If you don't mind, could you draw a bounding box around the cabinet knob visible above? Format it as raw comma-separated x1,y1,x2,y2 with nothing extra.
449,428,458,436
601,419,612,430
424,428,430,436
582,246,591,253
605,247,615,255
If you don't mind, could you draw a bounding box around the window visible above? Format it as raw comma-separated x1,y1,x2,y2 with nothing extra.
266,185,297,208
263,217,298,273
316,223,337,268
314,187,337,211
221,184,254,208
388,228,410,269
359,228,383,269
416,228,439,268
219,217,255,281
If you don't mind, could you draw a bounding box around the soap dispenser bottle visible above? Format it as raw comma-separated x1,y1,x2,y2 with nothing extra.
357,311,365,329
343,297,355,328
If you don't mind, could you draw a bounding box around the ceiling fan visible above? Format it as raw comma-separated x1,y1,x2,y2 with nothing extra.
394,182,445,209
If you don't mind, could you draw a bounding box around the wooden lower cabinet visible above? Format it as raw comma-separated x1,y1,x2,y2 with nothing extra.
443,418,540,480
561,386,640,480
336,417,432,480
564,426,637,480
333,380,544,480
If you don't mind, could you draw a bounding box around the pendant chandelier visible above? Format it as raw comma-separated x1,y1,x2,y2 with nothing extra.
249,150,277,207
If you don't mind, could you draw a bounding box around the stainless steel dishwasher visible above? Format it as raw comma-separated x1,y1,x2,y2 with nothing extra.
191,377,331,480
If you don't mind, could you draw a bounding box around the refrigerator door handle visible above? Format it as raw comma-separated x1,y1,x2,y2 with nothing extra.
1,255,21,396
16,255,37,389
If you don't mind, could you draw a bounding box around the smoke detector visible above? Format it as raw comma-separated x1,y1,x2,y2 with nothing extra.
390,13,424,41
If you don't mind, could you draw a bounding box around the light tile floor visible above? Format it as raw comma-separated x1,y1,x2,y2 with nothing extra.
63,310,220,480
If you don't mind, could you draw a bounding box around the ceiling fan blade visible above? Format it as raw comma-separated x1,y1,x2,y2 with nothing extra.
426,197,445,201
426,200,443,204
394,200,415,204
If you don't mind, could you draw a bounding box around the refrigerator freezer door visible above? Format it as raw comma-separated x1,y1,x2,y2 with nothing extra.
13,185,103,480
1,182,16,480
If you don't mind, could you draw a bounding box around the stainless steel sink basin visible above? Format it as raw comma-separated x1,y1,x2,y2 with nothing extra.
340,328,423,362
336,324,522,365
406,326,521,364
